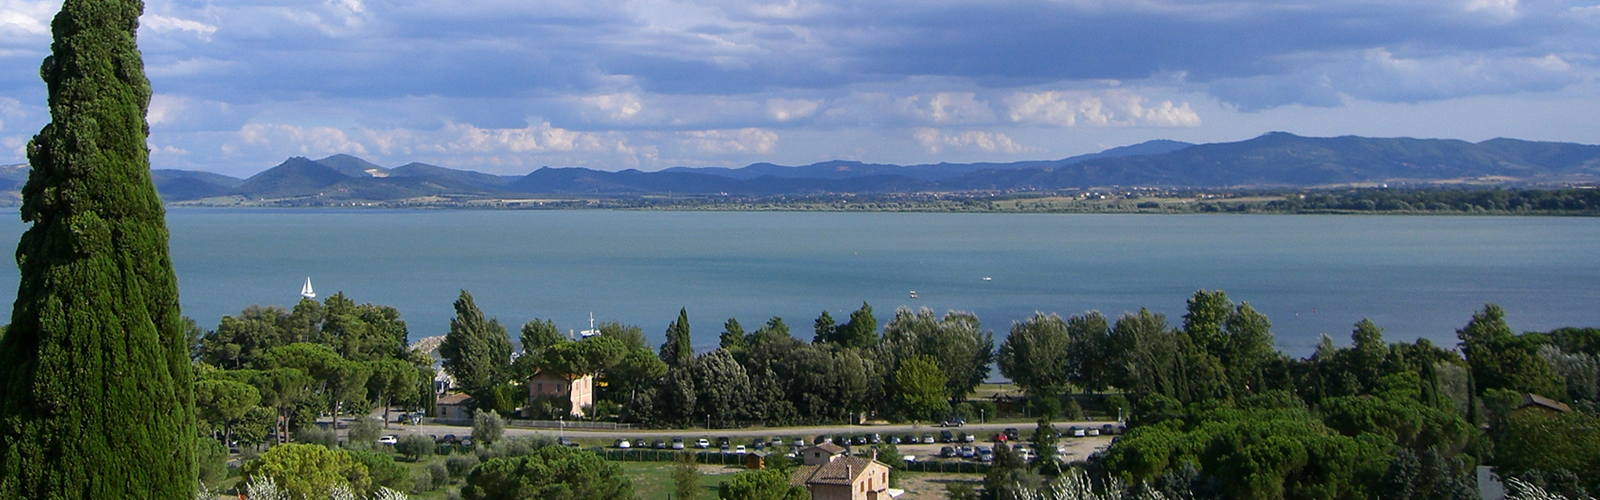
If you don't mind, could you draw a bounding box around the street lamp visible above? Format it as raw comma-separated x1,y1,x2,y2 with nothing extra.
980,409,985,424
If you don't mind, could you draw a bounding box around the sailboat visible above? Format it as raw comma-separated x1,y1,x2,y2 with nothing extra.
301,277,316,299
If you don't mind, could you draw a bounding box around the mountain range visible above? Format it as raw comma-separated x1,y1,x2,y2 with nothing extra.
2,133,1595,203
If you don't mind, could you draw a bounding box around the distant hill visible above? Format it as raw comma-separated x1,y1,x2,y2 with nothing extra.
3,134,1592,204
939,133,1600,189
663,139,1194,181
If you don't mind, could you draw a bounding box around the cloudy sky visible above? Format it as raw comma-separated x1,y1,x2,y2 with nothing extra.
0,0,1597,177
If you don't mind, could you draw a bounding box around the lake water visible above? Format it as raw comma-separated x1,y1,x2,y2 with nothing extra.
0,209,1596,357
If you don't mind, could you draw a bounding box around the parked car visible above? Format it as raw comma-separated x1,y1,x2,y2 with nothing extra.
653,439,667,449
1086,428,1100,437
888,436,901,444
922,434,936,444
461,437,474,447
1070,426,1086,438
960,432,975,443
735,445,748,454
634,439,649,448
814,435,830,445
696,438,711,449
852,435,868,446
377,435,398,445
957,446,975,458
793,438,806,447
440,434,459,444
615,439,631,449
672,437,685,450
558,436,578,447
1101,424,1118,436
941,446,956,458
717,436,732,448
977,446,994,462
993,433,1008,442
1004,428,1020,441
869,433,882,444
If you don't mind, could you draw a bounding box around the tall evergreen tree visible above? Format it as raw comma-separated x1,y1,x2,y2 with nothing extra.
439,290,512,396
660,308,693,368
0,0,196,496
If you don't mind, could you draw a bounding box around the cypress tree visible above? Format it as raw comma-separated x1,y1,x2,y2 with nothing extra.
439,290,512,396
660,308,692,368
0,0,195,497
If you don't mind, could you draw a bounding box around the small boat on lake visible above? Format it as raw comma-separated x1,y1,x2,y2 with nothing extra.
909,290,918,299
301,277,316,299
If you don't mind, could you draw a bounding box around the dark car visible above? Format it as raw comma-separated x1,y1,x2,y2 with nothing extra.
1004,428,1020,441
557,436,578,447
869,434,882,444
940,430,954,443
941,446,956,458
717,436,732,448
814,435,830,445
941,417,966,427
634,439,649,448
653,439,667,449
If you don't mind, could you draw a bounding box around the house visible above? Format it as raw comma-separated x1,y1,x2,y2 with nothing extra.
435,393,473,422
1512,393,1571,417
790,452,895,500
800,442,847,466
526,372,595,418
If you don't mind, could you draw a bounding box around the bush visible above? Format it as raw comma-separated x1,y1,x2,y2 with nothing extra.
196,437,229,486
243,444,372,499
462,447,633,500
472,409,505,446
411,468,435,494
346,449,411,493
1062,399,1085,420
447,453,481,479
396,433,436,461
349,417,384,445
428,462,450,486
296,426,338,449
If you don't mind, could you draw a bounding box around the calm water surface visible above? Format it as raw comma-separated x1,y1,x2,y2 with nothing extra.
1,209,1596,356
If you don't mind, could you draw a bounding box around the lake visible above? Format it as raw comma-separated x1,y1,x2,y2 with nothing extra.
0,209,1595,357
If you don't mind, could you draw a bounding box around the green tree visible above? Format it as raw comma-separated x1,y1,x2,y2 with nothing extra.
195,378,262,449
661,308,694,368
998,313,1074,400
691,349,753,427
813,310,837,345
395,434,435,462
440,290,513,397
896,355,950,421
1183,289,1233,357
604,346,668,422
473,408,506,445
365,358,418,426
244,443,372,499
720,318,747,351
0,0,196,494
1222,303,1276,396
1457,304,1566,399
673,453,703,500
345,449,411,493
461,446,635,500
202,305,288,369
883,307,994,404
519,318,563,359
718,468,809,500
835,302,878,348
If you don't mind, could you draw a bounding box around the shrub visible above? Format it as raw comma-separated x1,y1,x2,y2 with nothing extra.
396,434,436,462
428,462,450,486
471,409,505,446
446,453,481,479
346,449,411,493
297,426,339,449
349,417,384,445
197,438,230,486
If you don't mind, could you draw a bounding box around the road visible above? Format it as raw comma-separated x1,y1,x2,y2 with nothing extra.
378,419,1122,441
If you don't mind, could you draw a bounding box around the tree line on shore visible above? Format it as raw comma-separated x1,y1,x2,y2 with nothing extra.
182,286,1600,499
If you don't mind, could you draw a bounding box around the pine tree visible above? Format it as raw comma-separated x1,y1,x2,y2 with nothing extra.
0,0,195,496
439,290,512,396
660,308,692,368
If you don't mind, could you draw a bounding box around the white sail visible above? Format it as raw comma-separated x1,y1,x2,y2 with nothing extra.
301,277,316,299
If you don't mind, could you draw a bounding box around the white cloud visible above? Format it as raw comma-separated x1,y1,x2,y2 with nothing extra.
146,94,185,125
766,98,820,122
0,0,53,37
899,92,995,124
1005,90,1200,127
141,14,217,41
680,128,778,154
1337,48,1583,102
441,121,606,154
580,93,644,120
913,128,1027,154
238,123,368,156
1464,0,1518,19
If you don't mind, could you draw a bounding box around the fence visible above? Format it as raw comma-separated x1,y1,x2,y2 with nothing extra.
419,417,634,430
903,460,992,474
593,448,756,466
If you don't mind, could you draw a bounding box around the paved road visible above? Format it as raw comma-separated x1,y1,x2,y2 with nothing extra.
377,419,1123,441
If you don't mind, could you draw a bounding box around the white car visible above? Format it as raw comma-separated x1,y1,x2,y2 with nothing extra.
735,445,747,454
615,439,631,449
377,435,398,445
696,438,711,449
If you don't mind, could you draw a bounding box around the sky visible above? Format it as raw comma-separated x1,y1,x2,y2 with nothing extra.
0,0,1598,178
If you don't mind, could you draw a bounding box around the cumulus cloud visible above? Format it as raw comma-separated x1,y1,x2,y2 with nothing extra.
0,0,53,37
580,93,645,120
1005,90,1201,127
912,128,1027,154
235,123,368,156
141,14,218,41
898,92,996,124
766,98,820,121
679,128,778,154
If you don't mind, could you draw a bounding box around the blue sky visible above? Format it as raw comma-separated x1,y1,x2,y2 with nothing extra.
0,0,1597,177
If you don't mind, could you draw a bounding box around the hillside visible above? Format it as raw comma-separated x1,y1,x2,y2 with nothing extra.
2,134,1594,205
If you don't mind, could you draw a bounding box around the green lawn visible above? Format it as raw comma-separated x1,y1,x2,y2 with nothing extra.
617,461,739,500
